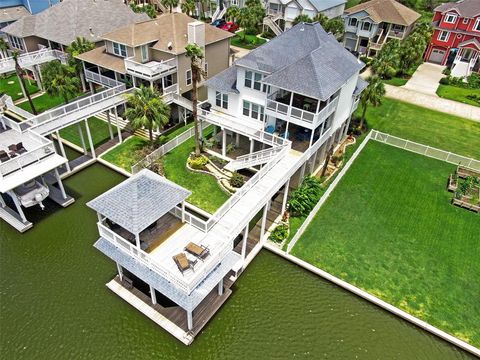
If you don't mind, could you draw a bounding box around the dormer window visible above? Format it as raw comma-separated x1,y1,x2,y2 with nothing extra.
361,22,371,31
348,18,357,27
112,42,127,57
444,13,457,24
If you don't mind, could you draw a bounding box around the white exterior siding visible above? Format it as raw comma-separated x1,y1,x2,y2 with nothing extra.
332,72,358,129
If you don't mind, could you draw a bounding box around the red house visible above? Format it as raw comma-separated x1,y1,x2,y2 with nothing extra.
424,0,480,77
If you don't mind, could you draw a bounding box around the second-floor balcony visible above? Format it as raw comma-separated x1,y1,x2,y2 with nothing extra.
266,90,339,129
387,29,405,39
124,57,177,81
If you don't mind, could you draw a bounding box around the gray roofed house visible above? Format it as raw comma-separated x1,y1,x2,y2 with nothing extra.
3,0,148,49
87,169,191,235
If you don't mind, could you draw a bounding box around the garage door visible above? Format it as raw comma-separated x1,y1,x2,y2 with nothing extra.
429,49,445,64
345,38,357,51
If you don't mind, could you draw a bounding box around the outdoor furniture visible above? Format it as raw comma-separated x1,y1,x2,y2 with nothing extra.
265,125,275,134
0,150,10,162
8,142,27,155
185,242,210,260
173,252,196,274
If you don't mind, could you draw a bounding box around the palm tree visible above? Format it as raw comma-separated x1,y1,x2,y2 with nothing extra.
226,5,240,22
66,37,95,92
161,0,178,13
293,14,312,25
185,43,204,157
125,86,171,144
181,0,196,16
41,60,80,105
359,76,385,129
12,51,37,115
0,38,8,59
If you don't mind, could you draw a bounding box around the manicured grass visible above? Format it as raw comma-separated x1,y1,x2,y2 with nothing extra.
358,97,480,159
383,77,408,86
101,136,148,171
163,126,230,213
160,122,194,143
292,141,480,346
231,31,267,50
17,93,69,114
0,73,39,101
436,84,480,107
60,117,112,149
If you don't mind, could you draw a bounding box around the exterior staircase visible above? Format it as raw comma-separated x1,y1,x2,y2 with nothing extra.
225,145,287,171
451,61,470,78
263,16,283,36
95,111,149,139
212,6,227,22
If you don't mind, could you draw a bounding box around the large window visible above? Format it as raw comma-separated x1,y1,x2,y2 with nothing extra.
112,42,127,57
474,18,480,32
141,45,148,62
244,70,263,91
444,13,457,24
437,30,450,42
242,100,264,121
215,91,228,109
348,18,357,27
8,35,24,51
361,22,371,31
186,69,192,86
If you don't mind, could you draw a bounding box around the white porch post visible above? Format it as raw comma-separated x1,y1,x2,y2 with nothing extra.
116,262,124,282
56,131,71,172
222,128,226,157
106,111,114,140
33,65,43,91
84,118,96,159
187,310,193,331
281,179,290,215
309,129,315,148
260,202,269,243
135,233,141,249
241,223,249,262
181,201,186,222
149,284,157,305
310,151,318,174
77,123,87,154
8,190,27,222
218,280,224,295
150,81,154,90
250,138,254,154
0,193,6,207
235,132,240,147
54,168,68,200
132,76,137,87
114,107,123,143
89,81,95,94
299,162,306,184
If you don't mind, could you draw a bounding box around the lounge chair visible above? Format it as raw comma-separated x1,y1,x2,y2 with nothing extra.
8,142,27,155
173,252,196,274
0,150,10,163
185,242,210,260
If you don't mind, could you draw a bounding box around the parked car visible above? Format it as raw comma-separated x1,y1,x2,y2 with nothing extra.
220,22,239,33
211,19,226,28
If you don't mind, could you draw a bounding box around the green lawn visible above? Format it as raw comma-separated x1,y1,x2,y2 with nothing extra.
436,84,480,107
101,136,148,171
0,73,39,101
358,97,480,159
60,117,112,149
163,126,230,213
383,77,409,87
292,141,480,346
231,31,267,50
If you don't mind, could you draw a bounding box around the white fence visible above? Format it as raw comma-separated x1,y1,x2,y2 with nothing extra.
371,130,480,171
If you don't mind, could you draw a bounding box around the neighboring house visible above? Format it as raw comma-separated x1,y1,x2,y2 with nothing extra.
0,0,60,15
343,0,420,57
424,0,480,77
0,6,29,40
76,13,234,98
2,0,148,53
87,22,366,344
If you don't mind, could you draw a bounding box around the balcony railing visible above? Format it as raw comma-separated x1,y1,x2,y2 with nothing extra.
387,29,404,38
124,57,177,81
0,48,66,74
85,69,123,88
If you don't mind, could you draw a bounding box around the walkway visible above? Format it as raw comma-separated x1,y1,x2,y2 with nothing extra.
385,84,480,121
403,63,445,95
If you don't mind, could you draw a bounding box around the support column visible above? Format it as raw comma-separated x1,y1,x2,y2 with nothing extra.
89,81,95,94
241,223,249,262
0,193,6,207
8,190,27,222
54,168,68,200
309,151,318,174
149,285,157,305
77,123,87,154
181,201,186,223
116,262,124,282
218,280,224,295
187,310,193,331
132,76,137,88
135,233,141,249
344,114,353,138
114,107,123,143
281,179,290,215
106,111,114,140
260,202,268,243
56,131,71,172
33,65,43,91
249,138,254,154
84,118,96,159
222,128,226,157
235,133,240,148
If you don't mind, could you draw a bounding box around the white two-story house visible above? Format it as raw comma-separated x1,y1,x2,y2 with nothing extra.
342,0,420,57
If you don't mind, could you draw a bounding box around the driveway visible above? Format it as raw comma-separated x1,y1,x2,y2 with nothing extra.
230,46,251,65
403,63,445,95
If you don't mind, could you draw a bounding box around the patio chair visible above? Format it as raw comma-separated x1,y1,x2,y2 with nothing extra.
173,252,196,274
265,125,275,134
0,150,10,163
8,142,27,155
185,242,210,261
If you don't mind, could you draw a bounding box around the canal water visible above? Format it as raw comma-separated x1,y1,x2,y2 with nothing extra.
0,163,475,359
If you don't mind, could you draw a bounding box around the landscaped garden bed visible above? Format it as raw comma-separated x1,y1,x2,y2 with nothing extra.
437,73,480,107
291,141,480,347
449,167,480,213
100,136,149,171
231,31,267,50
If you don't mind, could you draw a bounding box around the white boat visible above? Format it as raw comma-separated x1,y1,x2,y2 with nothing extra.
13,180,49,209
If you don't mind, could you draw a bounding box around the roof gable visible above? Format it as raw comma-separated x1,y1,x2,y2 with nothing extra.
435,0,480,18
344,0,421,26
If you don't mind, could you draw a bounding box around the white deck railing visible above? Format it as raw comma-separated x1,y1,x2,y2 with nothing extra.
226,144,286,171
125,57,177,81
85,69,123,88
0,94,34,121
0,48,66,74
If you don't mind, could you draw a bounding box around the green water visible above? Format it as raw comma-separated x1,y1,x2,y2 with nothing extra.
0,163,476,359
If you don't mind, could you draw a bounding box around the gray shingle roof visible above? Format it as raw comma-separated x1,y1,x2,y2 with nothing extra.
0,6,29,23
354,77,368,96
229,23,364,100
205,65,239,94
309,0,346,12
435,0,480,17
3,0,148,46
87,169,191,234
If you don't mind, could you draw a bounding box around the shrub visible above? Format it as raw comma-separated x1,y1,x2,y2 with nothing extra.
442,68,451,76
229,171,245,188
331,154,344,166
288,176,323,216
269,224,289,244
188,155,209,169
226,143,236,154
466,94,480,105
